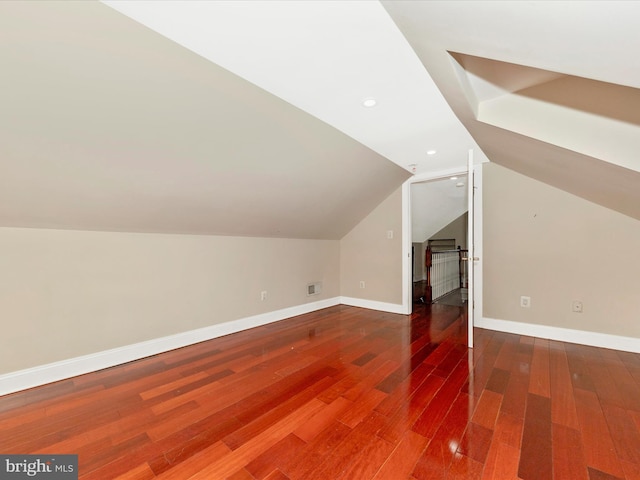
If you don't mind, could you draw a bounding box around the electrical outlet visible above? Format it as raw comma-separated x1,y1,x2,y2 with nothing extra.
359,281,365,289
572,301,583,313
261,291,267,301
387,230,394,239
520,296,531,308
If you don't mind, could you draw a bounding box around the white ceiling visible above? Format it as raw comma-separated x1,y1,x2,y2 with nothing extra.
101,0,488,175
411,176,467,243
0,1,409,239
103,0,640,222
2,1,639,239
383,0,640,220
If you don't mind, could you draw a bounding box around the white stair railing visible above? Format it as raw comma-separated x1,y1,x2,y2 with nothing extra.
431,250,460,300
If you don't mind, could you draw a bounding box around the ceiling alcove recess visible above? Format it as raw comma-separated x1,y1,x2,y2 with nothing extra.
450,52,640,175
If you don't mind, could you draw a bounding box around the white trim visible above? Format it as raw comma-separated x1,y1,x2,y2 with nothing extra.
339,296,406,315
0,297,340,396
478,317,640,354
402,162,484,322
473,164,483,344
401,180,413,314
402,166,471,314
467,150,474,348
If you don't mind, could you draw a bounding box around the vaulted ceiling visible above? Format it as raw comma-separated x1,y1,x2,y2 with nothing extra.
383,0,640,221
0,1,410,239
1,1,638,240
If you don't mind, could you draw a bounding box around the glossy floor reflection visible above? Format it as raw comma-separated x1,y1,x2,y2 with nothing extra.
0,304,639,479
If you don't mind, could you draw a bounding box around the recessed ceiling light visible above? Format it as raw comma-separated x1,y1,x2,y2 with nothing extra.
362,97,377,108
450,176,458,180
456,182,465,188
427,150,437,155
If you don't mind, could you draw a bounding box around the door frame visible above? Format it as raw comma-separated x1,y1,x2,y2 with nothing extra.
401,164,483,345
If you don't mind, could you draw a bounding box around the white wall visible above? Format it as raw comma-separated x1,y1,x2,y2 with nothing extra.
0,227,339,374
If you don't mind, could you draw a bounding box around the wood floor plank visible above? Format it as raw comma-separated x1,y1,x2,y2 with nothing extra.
482,441,521,480
187,398,326,479
411,360,469,438
518,393,552,480
549,341,580,429
335,434,395,480
337,387,387,429
621,460,640,480
529,338,551,398
282,421,352,479
605,359,640,412
263,469,291,480
292,396,352,443
154,441,233,480
112,462,156,480
301,411,388,480
411,392,472,479
0,304,638,480
373,361,435,417
471,389,502,430
371,430,429,480
500,370,529,420
587,467,625,480
552,423,589,480
484,368,511,395
574,388,626,478
244,433,306,480
377,373,445,445
448,452,484,480
227,468,257,480
457,421,494,464
600,403,640,466
493,411,523,448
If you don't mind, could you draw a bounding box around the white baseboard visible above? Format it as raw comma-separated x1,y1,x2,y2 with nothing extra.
478,317,640,354
0,297,341,397
339,296,407,315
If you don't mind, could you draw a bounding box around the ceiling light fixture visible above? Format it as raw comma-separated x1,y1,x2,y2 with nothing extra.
362,97,377,108
450,176,458,180
456,182,465,188
426,150,437,155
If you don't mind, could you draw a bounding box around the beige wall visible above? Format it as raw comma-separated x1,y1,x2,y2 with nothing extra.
484,163,640,338
429,212,468,250
340,187,403,304
0,227,339,374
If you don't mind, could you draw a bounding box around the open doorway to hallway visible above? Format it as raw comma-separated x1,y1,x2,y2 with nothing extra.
410,175,468,308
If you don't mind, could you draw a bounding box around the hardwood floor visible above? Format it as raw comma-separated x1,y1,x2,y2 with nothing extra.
1,303,640,479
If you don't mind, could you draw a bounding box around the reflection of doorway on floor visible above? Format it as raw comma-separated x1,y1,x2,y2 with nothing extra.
413,281,467,307
434,287,467,307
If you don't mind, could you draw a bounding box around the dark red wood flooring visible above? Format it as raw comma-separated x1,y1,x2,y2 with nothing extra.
1,303,639,479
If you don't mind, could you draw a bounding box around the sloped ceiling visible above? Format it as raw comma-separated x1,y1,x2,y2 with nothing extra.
101,0,488,175
3,1,638,240
0,1,409,239
412,176,467,243
383,0,640,221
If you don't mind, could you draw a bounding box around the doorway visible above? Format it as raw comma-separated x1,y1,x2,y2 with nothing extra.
401,164,483,343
